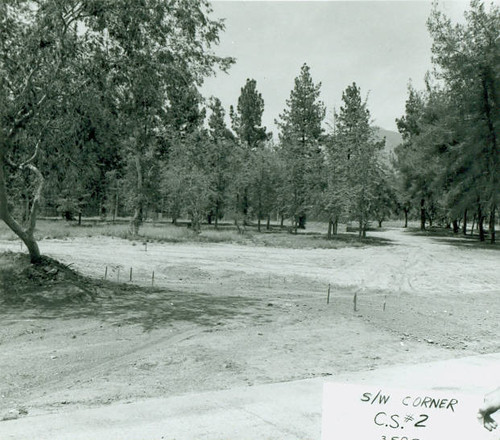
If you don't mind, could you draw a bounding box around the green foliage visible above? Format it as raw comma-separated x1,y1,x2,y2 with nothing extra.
330,83,384,237
396,1,499,241
0,0,235,257
276,63,326,231
230,79,269,149
247,147,278,231
228,79,271,226
277,64,325,145
206,97,235,226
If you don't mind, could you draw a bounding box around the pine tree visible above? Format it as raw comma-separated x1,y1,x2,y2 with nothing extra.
231,79,269,149
276,63,326,232
206,97,235,228
230,79,270,227
427,0,500,242
333,83,384,237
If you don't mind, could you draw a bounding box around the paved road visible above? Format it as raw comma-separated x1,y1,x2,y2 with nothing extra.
2,353,499,440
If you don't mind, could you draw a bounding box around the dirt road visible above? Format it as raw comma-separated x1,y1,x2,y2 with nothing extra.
0,227,498,421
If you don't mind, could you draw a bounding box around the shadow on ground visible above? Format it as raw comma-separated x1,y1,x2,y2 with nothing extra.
405,227,499,250
0,252,260,331
430,236,500,250
250,231,393,249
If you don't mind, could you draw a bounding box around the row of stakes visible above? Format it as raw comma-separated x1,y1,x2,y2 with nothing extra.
104,266,155,286
101,268,387,313
327,283,388,312
19,240,385,311
18,241,385,310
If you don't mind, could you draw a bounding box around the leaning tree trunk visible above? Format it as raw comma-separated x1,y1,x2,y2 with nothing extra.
0,154,42,263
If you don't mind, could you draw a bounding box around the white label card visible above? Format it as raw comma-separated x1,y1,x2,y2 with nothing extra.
322,383,495,440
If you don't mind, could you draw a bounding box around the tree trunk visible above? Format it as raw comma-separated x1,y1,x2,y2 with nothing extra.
298,214,306,229
0,156,42,263
113,189,118,224
489,206,496,244
78,212,82,226
280,214,284,228
479,216,485,242
420,199,426,230
257,217,261,232
242,189,249,226
378,219,383,228
462,209,467,235
404,207,409,228
130,152,143,236
191,214,201,234
361,221,367,238
470,214,476,237
452,219,459,234
215,205,219,230
266,215,270,230
478,204,485,242
333,218,338,235
327,219,333,240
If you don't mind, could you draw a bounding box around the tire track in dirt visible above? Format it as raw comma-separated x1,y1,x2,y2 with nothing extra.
22,327,204,408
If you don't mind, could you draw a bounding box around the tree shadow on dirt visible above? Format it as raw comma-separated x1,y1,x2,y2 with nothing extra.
405,227,499,250
430,236,500,251
0,253,263,331
250,231,393,249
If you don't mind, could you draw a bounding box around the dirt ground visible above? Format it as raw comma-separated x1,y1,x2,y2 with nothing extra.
0,227,499,422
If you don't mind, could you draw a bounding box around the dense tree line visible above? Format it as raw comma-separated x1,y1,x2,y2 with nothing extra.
0,1,497,264
394,0,499,243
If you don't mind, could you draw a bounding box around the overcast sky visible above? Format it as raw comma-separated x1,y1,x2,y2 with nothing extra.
201,1,469,136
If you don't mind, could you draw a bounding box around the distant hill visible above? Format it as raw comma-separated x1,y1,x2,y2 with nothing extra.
373,127,403,166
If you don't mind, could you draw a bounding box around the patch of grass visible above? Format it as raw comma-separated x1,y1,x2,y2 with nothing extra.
250,230,391,249
0,220,247,244
0,218,393,249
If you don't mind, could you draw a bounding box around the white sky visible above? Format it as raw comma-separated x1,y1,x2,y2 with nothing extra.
201,0,469,136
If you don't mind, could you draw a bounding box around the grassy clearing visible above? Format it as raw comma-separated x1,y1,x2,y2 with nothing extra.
0,218,394,249
0,219,246,243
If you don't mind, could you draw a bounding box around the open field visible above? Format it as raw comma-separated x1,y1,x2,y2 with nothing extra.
0,224,499,427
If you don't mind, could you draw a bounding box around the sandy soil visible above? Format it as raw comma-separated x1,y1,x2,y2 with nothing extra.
0,227,499,421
